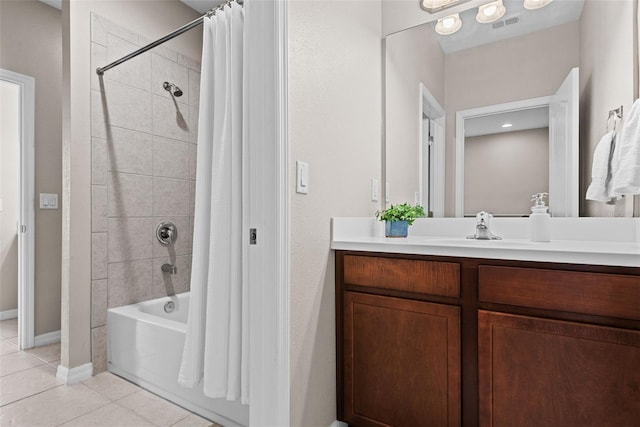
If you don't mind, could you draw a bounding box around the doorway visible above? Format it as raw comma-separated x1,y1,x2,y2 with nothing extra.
0,68,35,350
419,83,445,217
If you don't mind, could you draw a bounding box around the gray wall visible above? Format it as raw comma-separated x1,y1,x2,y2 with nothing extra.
580,0,636,217
90,14,200,373
465,128,549,216
0,0,62,335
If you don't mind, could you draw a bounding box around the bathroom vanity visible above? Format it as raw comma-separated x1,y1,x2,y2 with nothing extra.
332,218,640,427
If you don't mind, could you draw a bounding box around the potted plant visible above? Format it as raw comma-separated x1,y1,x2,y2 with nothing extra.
376,203,425,237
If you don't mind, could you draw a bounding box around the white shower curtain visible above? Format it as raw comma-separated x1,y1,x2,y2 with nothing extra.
178,2,248,405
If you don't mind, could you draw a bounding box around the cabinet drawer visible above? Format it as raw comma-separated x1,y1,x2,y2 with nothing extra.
343,255,460,297
479,266,640,320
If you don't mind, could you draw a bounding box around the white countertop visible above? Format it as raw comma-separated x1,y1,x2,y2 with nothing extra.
331,217,640,268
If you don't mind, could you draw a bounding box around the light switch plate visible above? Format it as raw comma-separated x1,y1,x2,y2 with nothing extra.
39,193,59,210
371,179,379,202
296,161,309,194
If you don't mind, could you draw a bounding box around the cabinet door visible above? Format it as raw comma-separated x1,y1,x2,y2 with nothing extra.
478,310,640,427
343,292,460,427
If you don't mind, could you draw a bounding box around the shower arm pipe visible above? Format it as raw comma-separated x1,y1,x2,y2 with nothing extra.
95,0,242,76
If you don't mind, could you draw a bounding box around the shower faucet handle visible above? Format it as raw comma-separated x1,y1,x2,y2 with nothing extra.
156,221,178,246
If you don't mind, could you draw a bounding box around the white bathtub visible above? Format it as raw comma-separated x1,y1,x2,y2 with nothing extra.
107,293,249,427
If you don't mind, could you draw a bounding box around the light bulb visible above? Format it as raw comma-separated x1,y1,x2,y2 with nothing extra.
476,0,506,24
435,13,462,35
483,5,497,16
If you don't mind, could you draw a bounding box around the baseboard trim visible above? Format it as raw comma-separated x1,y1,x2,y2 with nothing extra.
34,330,61,346
330,421,347,427
56,362,93,385
0,309,18,320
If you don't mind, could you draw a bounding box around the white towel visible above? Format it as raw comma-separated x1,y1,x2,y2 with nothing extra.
586,130,617,203
611,98,640,195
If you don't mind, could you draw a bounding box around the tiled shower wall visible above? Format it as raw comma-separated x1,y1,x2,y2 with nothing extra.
90,14,200,373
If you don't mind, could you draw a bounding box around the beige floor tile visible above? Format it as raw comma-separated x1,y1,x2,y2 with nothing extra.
116,389,191,427
0,339,19,356
0,364,61,406
5,336,18,345
0,382,110,426
82,372,139,401
47,359,61,368
25,342,61,363
60,402,155,426
0,351,44,377
0,319,18,339
171,413,219,427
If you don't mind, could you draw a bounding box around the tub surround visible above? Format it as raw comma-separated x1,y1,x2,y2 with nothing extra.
90,13,200,373
331,217,640,267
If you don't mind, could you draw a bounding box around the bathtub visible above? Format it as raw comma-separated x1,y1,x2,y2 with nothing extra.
107,293,249,427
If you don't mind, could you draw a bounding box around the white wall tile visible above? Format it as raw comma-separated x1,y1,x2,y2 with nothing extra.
91,43,106,92
153,178,190,217
188,105,199,144
108,217,155,263
107,260,154,308
177,53,201,72
108,173,153,217
91,280,108,328
101,80,152,134
91,91,108,139
92,185,107,233
106,34,151,91
188,143,197,181
153,136,189,180
91,326,108,374
107,127,152,176
188,69,200,108
91,13,107,46
91,233,107,280
152,95,190,142
92,138,107,185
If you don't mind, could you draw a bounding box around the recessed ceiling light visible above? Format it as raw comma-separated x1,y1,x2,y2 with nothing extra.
502,123,513,128
435,13,463,35
523,0,553,10
476,0,506,24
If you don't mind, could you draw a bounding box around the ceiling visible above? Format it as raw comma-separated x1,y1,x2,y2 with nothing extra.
465,106,549,138
37,0,223,14
437,0,585,54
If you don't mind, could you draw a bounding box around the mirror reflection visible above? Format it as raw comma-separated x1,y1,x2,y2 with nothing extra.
384,0,637,217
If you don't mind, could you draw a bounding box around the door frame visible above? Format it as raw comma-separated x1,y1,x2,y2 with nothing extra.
455,95,552,218
419,83,445,217
0,68,35,350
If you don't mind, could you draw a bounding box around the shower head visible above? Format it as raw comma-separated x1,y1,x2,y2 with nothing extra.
163,81,183,98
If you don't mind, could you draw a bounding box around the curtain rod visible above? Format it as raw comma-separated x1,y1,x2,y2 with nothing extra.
96,0,242,76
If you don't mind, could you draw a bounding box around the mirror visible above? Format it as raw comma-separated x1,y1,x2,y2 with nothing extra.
384,0,637,217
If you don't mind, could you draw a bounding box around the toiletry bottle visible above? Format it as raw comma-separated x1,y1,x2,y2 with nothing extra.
530,192,551,242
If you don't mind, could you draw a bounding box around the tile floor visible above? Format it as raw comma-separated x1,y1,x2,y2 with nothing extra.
0,318,220,426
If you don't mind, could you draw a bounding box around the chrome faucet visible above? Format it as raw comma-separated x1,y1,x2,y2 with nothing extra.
467,211,502,240
161,263,177,274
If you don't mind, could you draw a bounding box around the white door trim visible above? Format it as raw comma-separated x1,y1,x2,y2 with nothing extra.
245,0,290,425
0,68,35,350
455,96,552,217
419,83,445,217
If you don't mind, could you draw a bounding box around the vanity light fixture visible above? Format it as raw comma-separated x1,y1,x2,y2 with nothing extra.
420,0,467,13
523,0,553,10
435,13,463,35
476,0,506,24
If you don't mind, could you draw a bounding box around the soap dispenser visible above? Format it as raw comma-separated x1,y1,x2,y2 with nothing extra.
530,192,551,242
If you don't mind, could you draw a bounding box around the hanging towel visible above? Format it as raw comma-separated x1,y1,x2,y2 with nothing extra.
611,98,640,195
586,131,617,203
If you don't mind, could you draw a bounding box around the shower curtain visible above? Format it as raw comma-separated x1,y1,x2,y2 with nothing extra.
178,2,248,405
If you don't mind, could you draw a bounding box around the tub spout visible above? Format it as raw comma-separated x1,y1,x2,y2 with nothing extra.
161,263,177,274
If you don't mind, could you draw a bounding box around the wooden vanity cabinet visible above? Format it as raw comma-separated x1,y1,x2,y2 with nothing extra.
336,251,640,427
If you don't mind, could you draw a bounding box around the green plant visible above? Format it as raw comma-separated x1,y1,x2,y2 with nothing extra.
375,203,425,226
